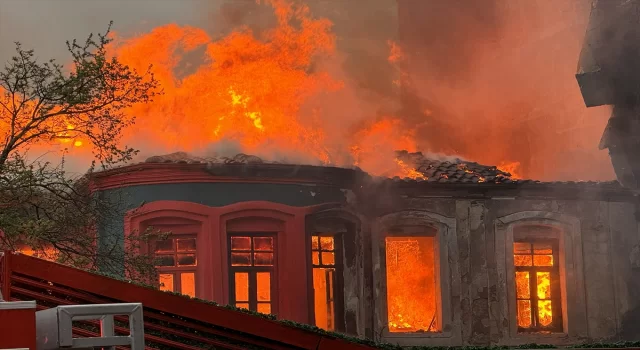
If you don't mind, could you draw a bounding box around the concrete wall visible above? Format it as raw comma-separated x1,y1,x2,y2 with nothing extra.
358,197,640,346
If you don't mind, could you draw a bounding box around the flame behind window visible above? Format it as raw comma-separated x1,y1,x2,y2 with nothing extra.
385,236,439,333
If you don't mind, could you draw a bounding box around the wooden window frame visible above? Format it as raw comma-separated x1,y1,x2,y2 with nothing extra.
149,232,199,297
228,232,278,315
514,238,563,333
310,233,345,332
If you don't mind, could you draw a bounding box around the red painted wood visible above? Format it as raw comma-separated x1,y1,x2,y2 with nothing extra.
0,303,37,350
1,252,11,300
125,200,334,324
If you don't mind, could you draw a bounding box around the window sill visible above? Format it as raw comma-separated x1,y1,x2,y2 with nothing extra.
382,330,453,339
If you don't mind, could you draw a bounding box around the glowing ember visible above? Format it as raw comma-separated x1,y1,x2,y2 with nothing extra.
386,236,439,333
394,159,426,180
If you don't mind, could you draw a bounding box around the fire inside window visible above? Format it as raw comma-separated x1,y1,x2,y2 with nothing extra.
153,236,197,297
311,235,342,331
229,234,275,315
514,240,562,332
385,236,439,333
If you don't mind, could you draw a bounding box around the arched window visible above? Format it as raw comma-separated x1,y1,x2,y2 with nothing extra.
146,222,201,298
372,210,459,346
495,211,588,343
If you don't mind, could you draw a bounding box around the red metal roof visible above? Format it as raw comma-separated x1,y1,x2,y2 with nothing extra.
0,252,375,350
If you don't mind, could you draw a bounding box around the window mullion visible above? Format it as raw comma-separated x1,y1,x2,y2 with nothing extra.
529,254,539,330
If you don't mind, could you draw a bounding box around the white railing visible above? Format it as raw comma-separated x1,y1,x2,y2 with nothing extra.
36,303,144,350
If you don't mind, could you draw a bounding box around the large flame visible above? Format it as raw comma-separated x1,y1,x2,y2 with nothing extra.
2,0,614,182
514,242,555,331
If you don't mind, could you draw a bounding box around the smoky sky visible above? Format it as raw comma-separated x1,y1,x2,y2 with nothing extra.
0,0,615,181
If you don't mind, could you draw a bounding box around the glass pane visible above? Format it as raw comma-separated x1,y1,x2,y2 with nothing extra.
234,272,249,302
236,303,249,310
155,255,175,267
254,237,274,251
155,239,173,252
254,252,274,266
177,254,197,266
312,252,320,265
159,274,174,292
385,236,439,332
312,236,319,250
231,252,251,266
320,237,334,250
533,255,554,266
181,272,196,297
515,271,530,299
536,272,551,299
533,243,553,255
517,300,532,328
177,238,196,252
538,300,553,326
313,267,335,331
257,272,271,302
514,255,532,266
513,242,531,254
257,303,271,315
322,252,335,265
231,237,251,251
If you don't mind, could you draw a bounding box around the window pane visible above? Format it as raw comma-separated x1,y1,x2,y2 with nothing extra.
254,237,274,251
533,255,553,266
254,252,274,266
320,237,334,250
312,252,320,265
257,303,271,315
181,272,196,297
177,238,196,252
514,242,531,254
177,254,197,266
322,252,335,265
231,252,251,266
515,271,530,299
231,237,251,250
234,272,249,302
155,255,175,267
155,239,173,252
312,236,319,250
236,303,249,310
257,272,271,302
313,267,335,331
386,236,439,332
514,255,532,266
517,300,532,328
533,243,553,255
538,300,553,326
159,274,174,292
536,272,551,299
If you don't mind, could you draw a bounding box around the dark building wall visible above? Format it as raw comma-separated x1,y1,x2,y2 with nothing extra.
360,194,639,346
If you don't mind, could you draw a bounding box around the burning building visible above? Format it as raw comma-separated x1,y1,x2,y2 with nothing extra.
88,151,640,347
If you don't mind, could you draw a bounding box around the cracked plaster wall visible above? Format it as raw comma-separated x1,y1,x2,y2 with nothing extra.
359,196,639,346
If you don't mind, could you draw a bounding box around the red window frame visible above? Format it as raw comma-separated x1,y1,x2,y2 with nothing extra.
151,234,198,298
228,233,278,315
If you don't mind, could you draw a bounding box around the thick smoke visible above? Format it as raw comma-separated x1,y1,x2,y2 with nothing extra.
0,0,615,181
394,0,614,181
